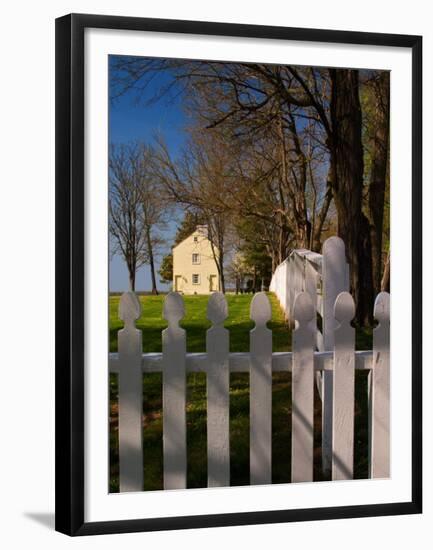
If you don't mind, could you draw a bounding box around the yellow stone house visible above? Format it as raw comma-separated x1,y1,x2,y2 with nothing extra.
172,225,220,294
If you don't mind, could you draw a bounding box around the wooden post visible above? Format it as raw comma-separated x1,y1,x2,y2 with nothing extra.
162,292,187,490
206,292,230,487
118,291,143,492
332,292,355,480
250,292,272,485
291,292,315,483
321,236,349,476
370,292,390,478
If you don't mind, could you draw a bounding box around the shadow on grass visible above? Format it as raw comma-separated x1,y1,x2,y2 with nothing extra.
109,369,370,491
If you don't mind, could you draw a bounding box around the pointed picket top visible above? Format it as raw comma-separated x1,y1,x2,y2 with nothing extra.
119,291,141,328
374,292,390,324
293,291,315,327
163,291,185,326
321,236,349,477
162,291,186,490
117,290,143,492
322,235,346,258
371,290,390,479
332,290,355,481
206,292,230,487
250,292,271,327
207,292,228,326
292,290,315,483
250,291,272,485
334,291,355,325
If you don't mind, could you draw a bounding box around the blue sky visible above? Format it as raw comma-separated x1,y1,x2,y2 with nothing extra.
109,57,186,292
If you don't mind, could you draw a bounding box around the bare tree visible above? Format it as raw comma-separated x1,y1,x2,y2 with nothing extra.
153,134,234,293
109,143,148,291
109,142,168,293
135,144,168,294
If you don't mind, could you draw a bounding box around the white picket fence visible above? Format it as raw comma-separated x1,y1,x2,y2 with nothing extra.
270,236,352,474
109,287,390,492
269,236,350,347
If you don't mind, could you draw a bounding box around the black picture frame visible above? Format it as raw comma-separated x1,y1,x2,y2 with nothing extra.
55,13,422,536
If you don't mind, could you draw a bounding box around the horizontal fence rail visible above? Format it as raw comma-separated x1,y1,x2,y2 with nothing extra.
109,351,374,373
111,288,390,492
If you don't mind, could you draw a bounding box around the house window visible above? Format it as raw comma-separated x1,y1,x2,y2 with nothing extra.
192,274,200,285
193,236,198,242
192,253,200,264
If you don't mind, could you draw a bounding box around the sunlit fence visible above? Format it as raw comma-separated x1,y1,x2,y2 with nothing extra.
109,286,389,492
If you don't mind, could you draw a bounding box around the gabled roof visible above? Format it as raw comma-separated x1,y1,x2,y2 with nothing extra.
172,225,209,250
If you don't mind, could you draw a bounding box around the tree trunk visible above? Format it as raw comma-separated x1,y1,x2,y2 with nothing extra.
381,250,390,293
206,217,226,293
330,68,374,326
145,226,158,295
278,116,310,249
219,255,226,293
312,183,333,252
368,72,390,296
128,265,136,292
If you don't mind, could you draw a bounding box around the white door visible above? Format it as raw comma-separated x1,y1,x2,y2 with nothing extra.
174,275,183,292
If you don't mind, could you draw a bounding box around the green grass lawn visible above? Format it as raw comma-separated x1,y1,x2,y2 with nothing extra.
109,292,291,353
109,292,371,491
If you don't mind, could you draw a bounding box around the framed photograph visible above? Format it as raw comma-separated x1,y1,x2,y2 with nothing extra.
55,13,422,536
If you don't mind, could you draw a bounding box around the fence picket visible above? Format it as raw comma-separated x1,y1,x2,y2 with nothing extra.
321,237,349,476
250,292,272,485
162,292,187,490
370,292,390,478
291,292,315,483
322,237,349,349
206,292,230,487
118,292,143,492
332,292,355,480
